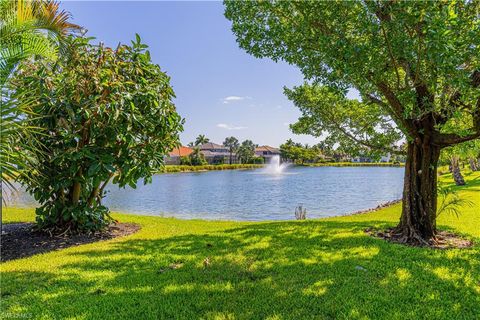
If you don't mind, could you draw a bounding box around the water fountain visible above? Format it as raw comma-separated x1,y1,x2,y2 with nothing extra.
263,155,289,174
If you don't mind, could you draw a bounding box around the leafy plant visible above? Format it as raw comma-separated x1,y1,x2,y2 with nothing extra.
237,139,256,164
193,134,209,147
0,0,79,190
436,184,474,218
11,35,183,233
0,0,79,84
189,147,207,166
223,136,239,164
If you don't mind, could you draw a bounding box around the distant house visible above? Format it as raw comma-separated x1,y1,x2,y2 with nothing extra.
352,154,392,163
380,154,392,162
255,145,280,162
200,142,235,164
332,152,352,162
165,146,193,165
352,156,373,163
199,142,228,153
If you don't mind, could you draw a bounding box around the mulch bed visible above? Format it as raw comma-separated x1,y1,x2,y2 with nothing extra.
366,227,474,249
1,222,140,262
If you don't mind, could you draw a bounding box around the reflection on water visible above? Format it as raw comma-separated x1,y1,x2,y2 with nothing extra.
6,166,404,221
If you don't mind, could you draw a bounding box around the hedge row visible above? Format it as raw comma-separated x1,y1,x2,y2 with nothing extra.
160,164,265,173
299,162,405,167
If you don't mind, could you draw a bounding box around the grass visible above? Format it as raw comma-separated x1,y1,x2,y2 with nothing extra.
1,172,479,319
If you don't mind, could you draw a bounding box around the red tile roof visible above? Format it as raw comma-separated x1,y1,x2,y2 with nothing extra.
169,146,193,157
255,145,280,153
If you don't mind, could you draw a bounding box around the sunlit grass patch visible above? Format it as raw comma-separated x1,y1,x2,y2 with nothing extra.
1,171,479,319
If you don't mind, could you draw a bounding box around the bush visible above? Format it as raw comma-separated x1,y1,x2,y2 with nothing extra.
249,157,265,164
12,35,183,233
180,156,192,166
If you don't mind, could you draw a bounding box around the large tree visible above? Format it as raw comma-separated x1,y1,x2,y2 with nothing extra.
237,139,256,164
225,1,480,244
223,136,239,164
194,134,210,147
11,35,183,233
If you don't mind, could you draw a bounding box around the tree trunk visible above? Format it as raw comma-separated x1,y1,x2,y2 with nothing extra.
469,157,478,171
395,139,441,244
451,156,466,186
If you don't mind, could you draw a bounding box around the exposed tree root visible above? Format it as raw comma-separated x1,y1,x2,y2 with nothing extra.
365,227,473,249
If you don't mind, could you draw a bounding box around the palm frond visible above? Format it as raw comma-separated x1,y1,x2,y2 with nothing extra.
0,0,79,189
436,184,475,218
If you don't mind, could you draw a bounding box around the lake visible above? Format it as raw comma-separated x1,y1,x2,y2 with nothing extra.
6,166,404,221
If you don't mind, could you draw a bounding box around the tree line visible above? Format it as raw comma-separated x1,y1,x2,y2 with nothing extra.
181,134,263,165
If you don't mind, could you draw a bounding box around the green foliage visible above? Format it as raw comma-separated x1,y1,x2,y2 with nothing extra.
11,35,183,233
179,156,192,166
225,1,480,147
0,0,79,190
0,0,79,84
225,1,480,237
285,85,403,158
223,136,240,164
301,162,404,168
280,140,320,164
436,184,474,218
237,139,256,164
161,163,263,173
249,156,264,164
2,172,480,319
191,134,209,147
189,147,207,166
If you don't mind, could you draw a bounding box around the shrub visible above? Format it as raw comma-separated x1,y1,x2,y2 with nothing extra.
12,35,183,233
249,157,265,164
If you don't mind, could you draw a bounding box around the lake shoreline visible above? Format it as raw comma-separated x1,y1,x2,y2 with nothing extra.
7,166,405,220
160,162,404,174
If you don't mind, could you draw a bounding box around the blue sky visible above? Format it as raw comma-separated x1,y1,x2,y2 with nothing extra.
61,1,322,147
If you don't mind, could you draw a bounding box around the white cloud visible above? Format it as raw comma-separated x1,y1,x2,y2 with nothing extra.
216,123,248,130
222,96,251,104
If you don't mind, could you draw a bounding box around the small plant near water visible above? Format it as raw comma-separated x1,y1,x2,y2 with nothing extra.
295,205,307,220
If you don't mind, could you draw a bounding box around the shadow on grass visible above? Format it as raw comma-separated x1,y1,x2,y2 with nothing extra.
440,171,480,190
2,220,480,319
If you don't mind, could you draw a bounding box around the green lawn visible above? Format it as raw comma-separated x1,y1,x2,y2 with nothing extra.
1,172,479,319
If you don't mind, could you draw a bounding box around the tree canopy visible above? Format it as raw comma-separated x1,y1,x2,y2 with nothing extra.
225,0,480,244
237,139,256,164
225,1,479,146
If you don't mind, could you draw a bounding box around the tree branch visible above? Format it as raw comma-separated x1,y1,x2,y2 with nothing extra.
433,131,480,147
375,81,417,138
324,109,405,155
335,124,405,155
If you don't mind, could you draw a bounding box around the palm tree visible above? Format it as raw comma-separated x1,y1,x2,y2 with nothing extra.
0,0,79,84
1,0,79,186
194,134,209,146
237,140,256,164
223,136,239,164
